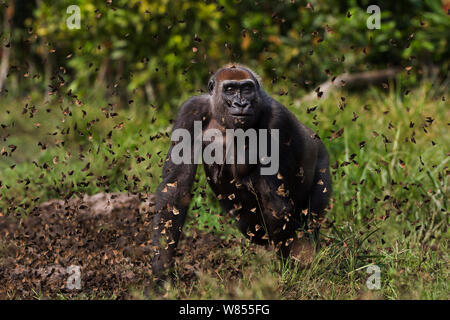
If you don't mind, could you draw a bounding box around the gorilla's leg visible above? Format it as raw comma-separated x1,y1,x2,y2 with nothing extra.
247,175,297,258
308,144,332,244
309,144,332,218
290,143,332,264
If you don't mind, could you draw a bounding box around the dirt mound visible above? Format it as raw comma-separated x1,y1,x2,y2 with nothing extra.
0,193,240,299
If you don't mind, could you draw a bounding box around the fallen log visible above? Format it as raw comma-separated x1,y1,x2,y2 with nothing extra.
299,68,400,104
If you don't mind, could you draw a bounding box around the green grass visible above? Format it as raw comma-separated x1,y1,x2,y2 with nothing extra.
0,81,448,299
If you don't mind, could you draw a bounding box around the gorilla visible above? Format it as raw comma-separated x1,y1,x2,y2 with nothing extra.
151,64,331,278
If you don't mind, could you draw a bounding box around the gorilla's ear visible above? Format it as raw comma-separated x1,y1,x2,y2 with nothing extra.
254,78,261,89
253,74,262,90
208,79,215,95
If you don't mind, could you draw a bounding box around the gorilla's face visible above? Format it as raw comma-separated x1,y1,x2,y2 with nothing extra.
219,79,260,128
209,67,263,129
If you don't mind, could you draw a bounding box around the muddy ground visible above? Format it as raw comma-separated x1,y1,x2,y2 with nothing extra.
0,193,249,299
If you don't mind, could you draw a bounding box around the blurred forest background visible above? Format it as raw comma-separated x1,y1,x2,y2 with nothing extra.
0,0,448,299
0,0,449,106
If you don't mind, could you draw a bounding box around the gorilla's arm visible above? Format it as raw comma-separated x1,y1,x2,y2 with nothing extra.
253,97,331,251
151,95,210,277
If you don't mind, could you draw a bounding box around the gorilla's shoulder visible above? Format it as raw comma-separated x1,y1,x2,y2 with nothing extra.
265,96,317,138
263,96,295,125
175,95,211,123
180,95,211,110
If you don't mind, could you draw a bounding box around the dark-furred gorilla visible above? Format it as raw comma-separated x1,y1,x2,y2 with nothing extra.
152,64,331,278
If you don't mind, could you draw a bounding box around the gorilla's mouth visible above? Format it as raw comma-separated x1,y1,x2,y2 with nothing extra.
230,113,252,118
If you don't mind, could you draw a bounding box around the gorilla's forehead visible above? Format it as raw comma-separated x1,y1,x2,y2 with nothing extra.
216,68,252,82
220,79,255,87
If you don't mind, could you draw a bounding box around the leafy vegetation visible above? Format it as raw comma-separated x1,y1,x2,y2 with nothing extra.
0,81,448,299
0,0,448,300
2,0,449,106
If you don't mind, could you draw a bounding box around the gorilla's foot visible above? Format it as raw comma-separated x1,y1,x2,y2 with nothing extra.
289,238,317,268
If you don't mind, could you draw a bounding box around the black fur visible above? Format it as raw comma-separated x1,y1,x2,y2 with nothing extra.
151,65,332,278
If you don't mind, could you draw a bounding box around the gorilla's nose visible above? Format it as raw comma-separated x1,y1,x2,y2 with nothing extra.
232,101,249,109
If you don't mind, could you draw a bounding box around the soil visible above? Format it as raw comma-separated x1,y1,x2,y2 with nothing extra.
0,192,244,299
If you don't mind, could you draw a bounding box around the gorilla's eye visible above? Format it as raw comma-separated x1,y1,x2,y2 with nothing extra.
242,85,253,94
224,86,235,94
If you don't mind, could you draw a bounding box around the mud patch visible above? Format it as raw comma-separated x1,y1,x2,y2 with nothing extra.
0,193,244,299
